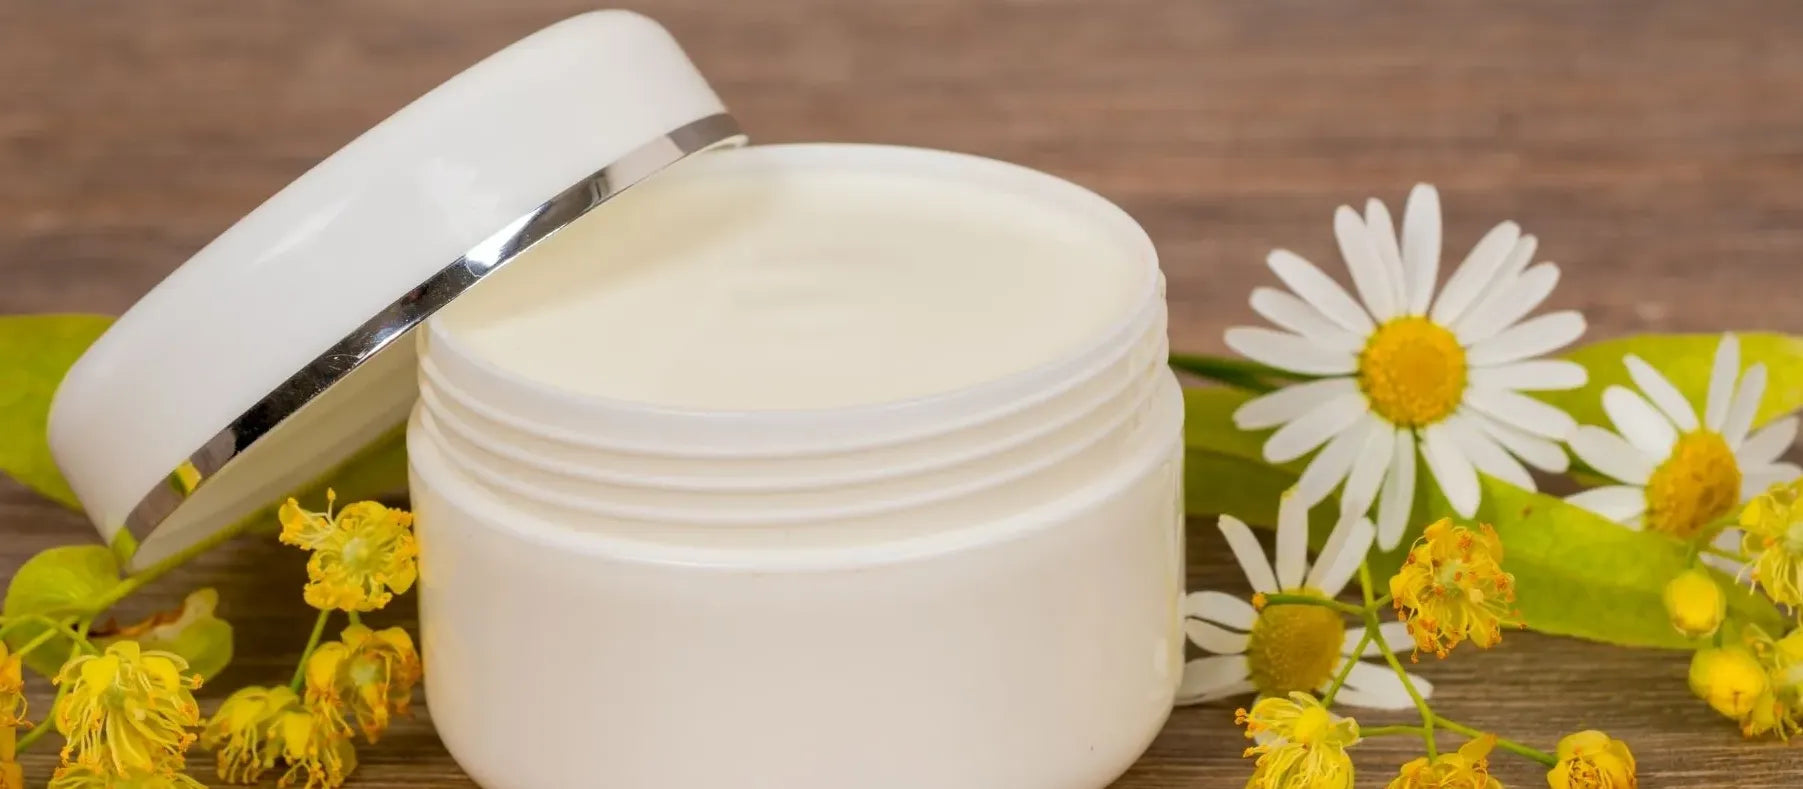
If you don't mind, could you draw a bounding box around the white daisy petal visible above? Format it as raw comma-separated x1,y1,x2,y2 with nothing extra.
1465,310,1587,367
1401,184,1442,315
1722,363,1767,449
1469,359,1588,392
1463,386,1578,440
1275,491,1310,591
1341,622,1413,657
1185,590,1257,630
1364,198,1409,308
1262,393,1371,463
1602,386,1679,457
1469,410,1570,473
1249,288,1367,353
1338,660,1433,710
1293,414,1375,506
1267,249,1377,335
1739,417,1799,466
1225,328,1359,376
1234,377,1361,431
1624,354,1701,432
1185,619,1252,655
1335,205,1400,321
1744,463,1803,500
1445,414,1536,490
1421,423,1481,516
1339,424,1397,520
1376,436,1417,549
1566,485,1649,523
1175,656,1252,706
1217,515,1279,593
1702,528,1747,576
1430,220,1520,326
1307,517,1375,598
1705,333,1741,431
1568,425,1658,485
1452,260,1558,345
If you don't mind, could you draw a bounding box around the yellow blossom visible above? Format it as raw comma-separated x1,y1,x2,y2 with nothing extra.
1234,692,1358,789
1739,479,1803,610
201,685,299,784
1,762,18,789
1688,641,1798,739
1389,519,1518,659
53,642,202,775
269,704,357,789
304,626,422,743
1385,735,1502,789
279,494,418,612
1662,568,1726,639
0,643,25,729
1547,730,1635,789
47,763,206,789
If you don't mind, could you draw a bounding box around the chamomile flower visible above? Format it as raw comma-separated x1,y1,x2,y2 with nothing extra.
1566,334,1801,544
1178,492,1430,710
1229,184,1586,548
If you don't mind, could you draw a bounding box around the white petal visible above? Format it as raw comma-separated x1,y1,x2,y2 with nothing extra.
1250,287,1366,353
1706,333,1741,431
1568,425,1658,485
1565,485,1649,523
1469,410,1569,473
1341,622,1413,657
1376,436,1418,549
1740,417,1799,466
1463,386,1579,440
1703,529,1748,577
1624,354,1701,432
1452,260,1558,345
1401,184,1442,314
1364,198,1409,308
1225,327,1359,376
1267,249,1377,335
1335,205,1400,321
1469,358,1588,392
1430,220,1520,326
1217,515,1279,593
1339,424,1397,520
1445,414,1535,490
1185,619,1252,654
1235,377,1361,431
1602,386,1679,457
1336,661,1433,710
1744,463,1803,500
1262,393,1370,463
1275,490,1310,591
1293,415,1375,506
1722,364,1767,449
1307,517,1375,598
1421,424,1481,516
1175,656,1252,706
1465,310,1587,366
1186,590,1257,630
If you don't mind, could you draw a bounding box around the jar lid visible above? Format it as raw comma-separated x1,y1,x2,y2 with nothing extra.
46,10,746,568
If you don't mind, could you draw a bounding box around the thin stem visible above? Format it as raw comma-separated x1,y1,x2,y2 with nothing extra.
1260,593,1366,617
18,620,89,753
1432,714,1556,766
12,623,70,659
1360,562,1436,759
1701,545,1748,563
1368,593,1393,610
89,516,256,614
289,609,333,692
347,611,362,628
1361,724,1428,738
1167,353,1309,393
1320,629,1370,707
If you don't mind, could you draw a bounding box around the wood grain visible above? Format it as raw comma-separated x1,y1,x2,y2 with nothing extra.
4,0,1803,785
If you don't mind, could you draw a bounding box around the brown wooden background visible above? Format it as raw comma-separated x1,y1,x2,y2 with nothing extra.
4,0,1803,785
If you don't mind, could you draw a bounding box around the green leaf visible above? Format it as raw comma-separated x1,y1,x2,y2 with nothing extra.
1408,474,1785,649
2,545,121,675
1540,332,1803,429
1183,387,1340,544
0,314,113,508
92,588,233,680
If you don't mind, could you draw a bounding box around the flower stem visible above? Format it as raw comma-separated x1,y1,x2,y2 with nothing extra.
1361,724,1428,738
88,517,256,615
1432,714,1556,766
289,609,333,692
1167,353,1308,393
1360,562,1437,759
1320,629,1370,707
1259,593,1367,617
347,611,362,628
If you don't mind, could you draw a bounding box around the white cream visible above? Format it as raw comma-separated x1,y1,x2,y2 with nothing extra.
442,147,1143,410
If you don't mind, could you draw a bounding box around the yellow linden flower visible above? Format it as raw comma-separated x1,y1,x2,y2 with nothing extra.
279,494,419,613
1688,641,1798,739
1234,692,1358,789
1385,735,1502,789
53,642,202,775
200,685,300,784
1547,730,1636,789
270,704,357,789
304,626,422,743
1662,568,1726,639
1389,519,1518,659
1739,479,1803,610
47,763,206,789
0,762,18,789
0,643,26,729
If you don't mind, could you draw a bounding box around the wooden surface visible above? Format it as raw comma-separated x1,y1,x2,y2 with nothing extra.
4,0,1803,785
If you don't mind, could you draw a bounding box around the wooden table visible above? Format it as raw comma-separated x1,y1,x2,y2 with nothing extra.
4,0,1802,785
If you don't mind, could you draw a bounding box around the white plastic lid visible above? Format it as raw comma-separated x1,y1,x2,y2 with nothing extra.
46,10,745,569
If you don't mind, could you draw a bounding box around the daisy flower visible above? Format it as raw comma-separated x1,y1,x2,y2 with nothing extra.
1228,184,1587,548
1566,334,1800,548
1177,492,1430,710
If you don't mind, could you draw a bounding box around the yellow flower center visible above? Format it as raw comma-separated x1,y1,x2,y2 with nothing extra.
1288,706,1334,746
1357,317,1467,427
1644,431,1742,540
1246,596,1346,697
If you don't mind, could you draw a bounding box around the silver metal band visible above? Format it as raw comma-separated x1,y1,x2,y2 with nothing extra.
121,113,747,543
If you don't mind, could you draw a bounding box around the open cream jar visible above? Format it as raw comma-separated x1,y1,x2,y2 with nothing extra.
46,12,1183,789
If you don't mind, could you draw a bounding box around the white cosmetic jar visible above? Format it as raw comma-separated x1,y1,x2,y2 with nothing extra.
407,143,1186,789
